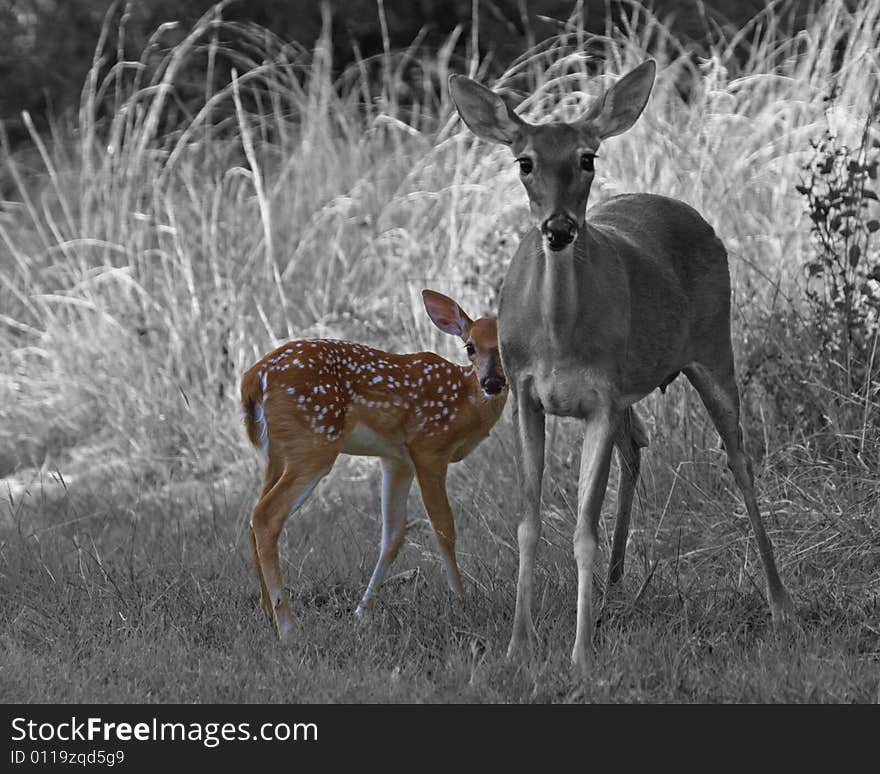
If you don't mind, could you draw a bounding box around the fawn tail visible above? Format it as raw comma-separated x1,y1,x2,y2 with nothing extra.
240,367,269,462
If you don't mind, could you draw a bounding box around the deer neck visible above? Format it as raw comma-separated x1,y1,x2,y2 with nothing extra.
538,237,584,343
443,364,507,461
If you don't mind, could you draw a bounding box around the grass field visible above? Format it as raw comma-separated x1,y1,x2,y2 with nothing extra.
1,0,879,702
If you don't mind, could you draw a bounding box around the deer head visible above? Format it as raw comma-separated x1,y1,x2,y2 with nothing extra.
422,289,506,397
448,60,656,252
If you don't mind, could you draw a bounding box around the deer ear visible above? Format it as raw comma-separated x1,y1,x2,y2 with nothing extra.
448,74,524,145
579,60,656,140
422,289,474,340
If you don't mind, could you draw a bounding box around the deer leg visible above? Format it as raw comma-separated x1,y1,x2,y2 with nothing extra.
684,362,795,625
607,407,648,587
507,385,546,661
250,463,284,617
251,456,335,639
249,527,272,617
414,458,464,597
355,457,415,617
572,410,618,676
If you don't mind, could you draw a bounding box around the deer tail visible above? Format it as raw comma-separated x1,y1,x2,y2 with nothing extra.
240,366,269,463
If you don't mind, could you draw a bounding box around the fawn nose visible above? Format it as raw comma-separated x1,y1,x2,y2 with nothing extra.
541,214,577,251
481,375,506,395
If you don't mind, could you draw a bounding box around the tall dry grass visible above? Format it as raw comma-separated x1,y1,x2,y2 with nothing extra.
0,0,877,581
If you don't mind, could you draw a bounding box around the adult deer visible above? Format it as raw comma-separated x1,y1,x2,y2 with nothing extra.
240,290,507,638
449,59,795,674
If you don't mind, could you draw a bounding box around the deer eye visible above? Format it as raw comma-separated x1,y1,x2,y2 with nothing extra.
580,153,596,173
465,342,476,357
516,157,533,175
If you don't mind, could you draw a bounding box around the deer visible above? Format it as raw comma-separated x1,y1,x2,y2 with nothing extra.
239,290,508,639
448,59,796,675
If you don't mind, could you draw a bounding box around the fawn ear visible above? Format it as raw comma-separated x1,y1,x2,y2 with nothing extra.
422,289,473,340
448,74,524,145
579,59,656,140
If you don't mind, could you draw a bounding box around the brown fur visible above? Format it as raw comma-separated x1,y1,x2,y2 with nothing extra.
240,294,508,639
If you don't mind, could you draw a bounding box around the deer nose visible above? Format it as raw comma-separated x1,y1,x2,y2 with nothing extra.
481,375,506,395
541,214,577,251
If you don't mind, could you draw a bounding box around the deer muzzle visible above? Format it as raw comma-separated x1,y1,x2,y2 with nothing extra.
481,374,506,396
541,214,578,251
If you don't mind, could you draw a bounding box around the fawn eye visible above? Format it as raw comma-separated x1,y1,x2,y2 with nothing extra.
516,157,533,175
465,342,476,357
580,153,596,172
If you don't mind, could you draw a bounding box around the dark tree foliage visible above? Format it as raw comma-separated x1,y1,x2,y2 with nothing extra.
1,0,813,142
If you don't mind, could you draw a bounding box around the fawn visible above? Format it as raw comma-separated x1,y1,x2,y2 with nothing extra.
240,290,507,638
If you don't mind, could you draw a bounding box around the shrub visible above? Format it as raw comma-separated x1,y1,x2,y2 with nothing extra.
796,91,880,456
